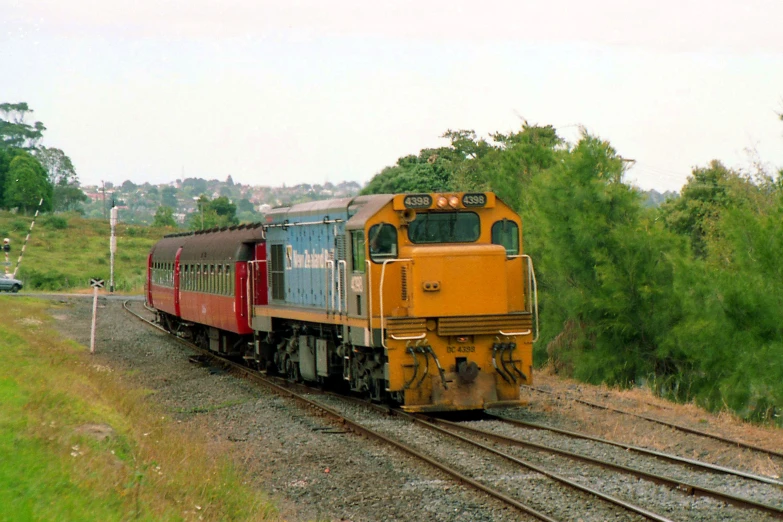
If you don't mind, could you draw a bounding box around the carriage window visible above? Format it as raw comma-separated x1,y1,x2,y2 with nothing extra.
368,224,397,263
492,219,520,256
227,265,234,295
351,231,366,272
408,212,480,244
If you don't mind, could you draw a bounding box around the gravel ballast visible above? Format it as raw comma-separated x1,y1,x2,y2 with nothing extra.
45,295,783,521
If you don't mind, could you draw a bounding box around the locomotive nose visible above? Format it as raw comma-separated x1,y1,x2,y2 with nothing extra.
457,360,480,384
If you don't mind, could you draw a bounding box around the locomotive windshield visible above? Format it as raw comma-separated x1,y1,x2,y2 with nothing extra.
407,211,480,244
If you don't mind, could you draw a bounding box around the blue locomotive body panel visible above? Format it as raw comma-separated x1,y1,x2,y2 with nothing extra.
264,199,352,310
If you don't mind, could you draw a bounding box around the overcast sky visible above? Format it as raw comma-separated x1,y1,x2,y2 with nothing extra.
2,0,782,192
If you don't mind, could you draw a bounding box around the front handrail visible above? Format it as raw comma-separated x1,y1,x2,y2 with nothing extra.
337,260,347,314
390,332,427,341
326,259,335,315
499,329,531,337
507,254,539,342
379,258,414,349
365,260,372,331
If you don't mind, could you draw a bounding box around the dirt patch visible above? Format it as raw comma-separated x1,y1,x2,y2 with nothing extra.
74,423,115,442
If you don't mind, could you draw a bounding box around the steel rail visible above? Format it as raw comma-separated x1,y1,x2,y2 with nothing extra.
528,386,783,460
487,413,783,487
424,416,783,518
326,394,676,521
390,411,676,522
122,300,559,522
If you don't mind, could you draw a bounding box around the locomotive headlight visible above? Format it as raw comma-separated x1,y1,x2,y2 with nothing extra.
436,196,448,209
448,196,459,208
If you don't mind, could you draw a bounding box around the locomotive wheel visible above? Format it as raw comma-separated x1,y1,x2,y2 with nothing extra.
285,356,300,382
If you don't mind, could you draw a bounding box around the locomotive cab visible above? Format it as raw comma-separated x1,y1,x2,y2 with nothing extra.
342,192,538,411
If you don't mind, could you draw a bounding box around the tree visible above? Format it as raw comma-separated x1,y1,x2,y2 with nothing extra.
361,149,454,195
0,102,46,150
161,186,178,208
182,177,207,195
35,147,87,212
659,160,757,258
187,195,238,230
529,132,683,385
152,206,177,228
36,147,75,185
208,196,238,224
3,152,53,213
237,198,255,213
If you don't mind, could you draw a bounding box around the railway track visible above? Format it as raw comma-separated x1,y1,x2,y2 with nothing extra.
124,301,783,521
528,386,783,460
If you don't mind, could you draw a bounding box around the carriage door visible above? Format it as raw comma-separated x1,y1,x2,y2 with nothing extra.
146,253,154,307
173,247,183,317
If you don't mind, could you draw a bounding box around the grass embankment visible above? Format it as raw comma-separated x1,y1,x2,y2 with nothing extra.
0,297,277,521
0,211,171,293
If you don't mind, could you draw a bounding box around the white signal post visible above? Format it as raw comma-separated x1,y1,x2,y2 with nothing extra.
2,238,9,276
110,206,118,293
89,278,104,354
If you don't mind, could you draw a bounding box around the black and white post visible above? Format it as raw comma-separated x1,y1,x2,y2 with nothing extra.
89,278,104,354
12,198,43,278
110,206,117,292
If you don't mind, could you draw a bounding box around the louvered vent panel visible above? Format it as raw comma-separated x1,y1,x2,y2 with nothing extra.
386,317,426,335
401,266,408,301
335,235,346,261
438,313,533,336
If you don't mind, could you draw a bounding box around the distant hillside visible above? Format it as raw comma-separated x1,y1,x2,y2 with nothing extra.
0,211,169,292
79,178,363,226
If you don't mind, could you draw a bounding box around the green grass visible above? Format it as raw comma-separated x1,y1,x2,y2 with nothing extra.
0,297,277,521
0,211,172,293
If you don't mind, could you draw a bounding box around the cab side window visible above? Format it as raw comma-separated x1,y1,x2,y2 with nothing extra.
368,224,397,263
491,219,519,256
351,231,366,272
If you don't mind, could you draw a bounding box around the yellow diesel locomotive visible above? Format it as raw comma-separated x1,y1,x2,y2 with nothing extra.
245,191,538,412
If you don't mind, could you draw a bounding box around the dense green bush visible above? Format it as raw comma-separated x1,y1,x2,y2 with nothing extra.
41,215,68,229
364,124,783,425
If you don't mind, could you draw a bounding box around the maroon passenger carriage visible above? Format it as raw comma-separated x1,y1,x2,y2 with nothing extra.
146,224,267,353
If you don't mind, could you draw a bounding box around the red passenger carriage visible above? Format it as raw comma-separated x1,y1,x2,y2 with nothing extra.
146,224,267,352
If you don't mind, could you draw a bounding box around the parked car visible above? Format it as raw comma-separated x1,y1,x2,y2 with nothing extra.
0,275,23,292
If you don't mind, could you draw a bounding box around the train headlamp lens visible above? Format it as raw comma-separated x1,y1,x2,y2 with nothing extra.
448,196,459,208
436,196,448,208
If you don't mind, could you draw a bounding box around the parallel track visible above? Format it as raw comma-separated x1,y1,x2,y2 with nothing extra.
422,414,783,518
528,386,783,460
487,413,783,487
125,301,782,521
